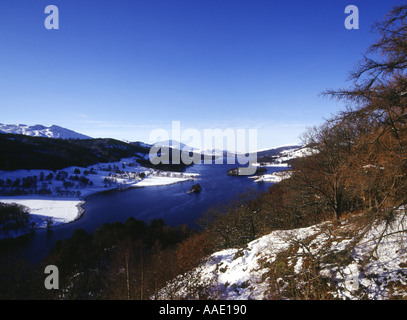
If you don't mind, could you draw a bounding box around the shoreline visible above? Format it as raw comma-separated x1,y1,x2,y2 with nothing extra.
73,175,200,225
0,169,199,239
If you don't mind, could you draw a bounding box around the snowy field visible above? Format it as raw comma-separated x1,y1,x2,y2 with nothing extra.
249,170,292,183
0,197,84,229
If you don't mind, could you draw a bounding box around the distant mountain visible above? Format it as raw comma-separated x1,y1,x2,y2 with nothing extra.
152,141,304,159
0,124,92,140
129,141,153,150
154,140,190,151
154,140,233,158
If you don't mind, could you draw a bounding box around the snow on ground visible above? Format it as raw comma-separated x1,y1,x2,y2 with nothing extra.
249,171,292,183
0,196,84,229
158,211,407,300
134,174,199,187
158,224,320,300
0,123,92,139
277,146,317,162
0,157,198,237
254,144,302,153
252,163,290,168
254,146,317,168
249,146,315,183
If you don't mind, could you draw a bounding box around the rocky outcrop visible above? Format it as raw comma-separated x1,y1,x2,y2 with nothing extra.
187,184,202,194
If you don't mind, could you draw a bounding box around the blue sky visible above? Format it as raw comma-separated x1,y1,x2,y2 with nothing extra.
0,0,399,149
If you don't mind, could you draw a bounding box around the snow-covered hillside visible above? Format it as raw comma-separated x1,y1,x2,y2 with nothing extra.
276,146,318,163
255,146,317,166
249,146,316,183
0,124,92,140
158,211,407,300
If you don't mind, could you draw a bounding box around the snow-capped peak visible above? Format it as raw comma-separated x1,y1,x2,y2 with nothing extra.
0,123,92,140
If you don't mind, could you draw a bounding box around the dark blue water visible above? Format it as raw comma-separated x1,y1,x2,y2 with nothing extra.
10,161,288,264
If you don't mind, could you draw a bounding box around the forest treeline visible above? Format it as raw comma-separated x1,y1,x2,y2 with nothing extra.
0,217,214,300
1,3,407,300
0,134,191,172
0,203,30,237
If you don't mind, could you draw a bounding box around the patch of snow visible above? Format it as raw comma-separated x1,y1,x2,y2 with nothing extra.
275,147,318,163
158,213,407,300
135,174,199,187
252,163,290,168
0,196,84,229
0,123,92,139
249,171,292,183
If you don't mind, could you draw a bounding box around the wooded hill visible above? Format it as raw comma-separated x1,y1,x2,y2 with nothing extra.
0,134,190,172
